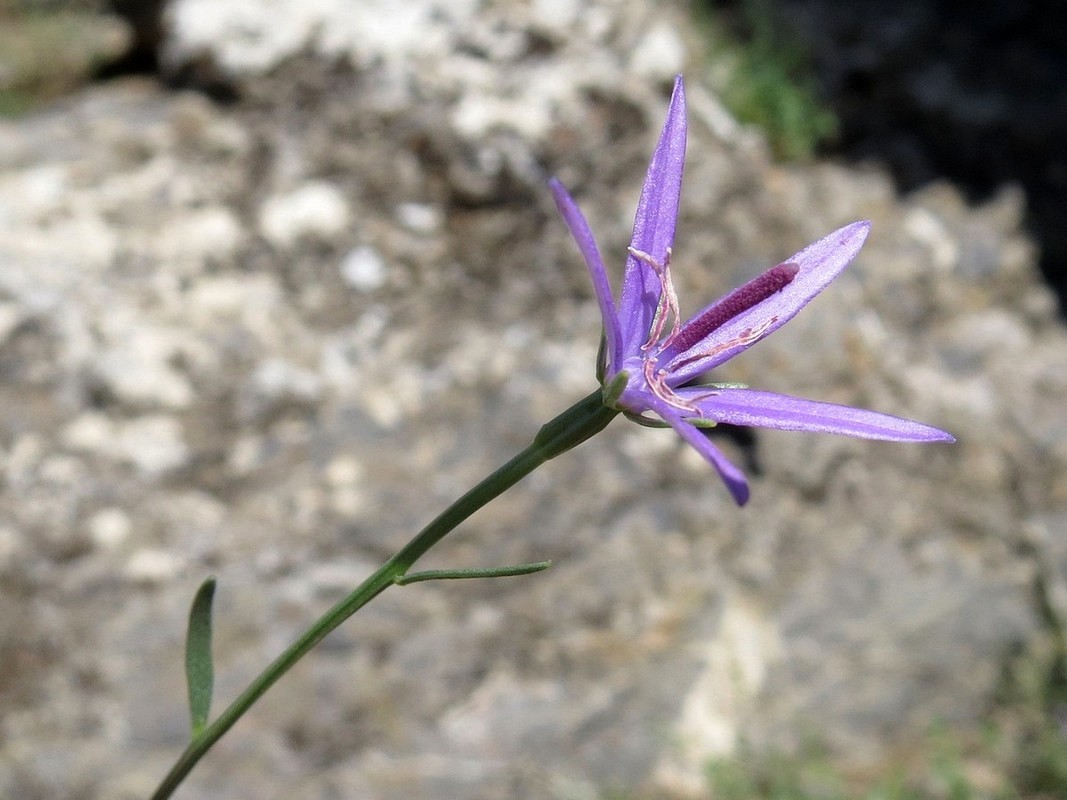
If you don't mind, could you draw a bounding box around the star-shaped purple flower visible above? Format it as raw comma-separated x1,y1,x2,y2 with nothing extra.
550,76,954,505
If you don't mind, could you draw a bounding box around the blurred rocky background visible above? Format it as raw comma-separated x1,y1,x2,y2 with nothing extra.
1,1,1065,798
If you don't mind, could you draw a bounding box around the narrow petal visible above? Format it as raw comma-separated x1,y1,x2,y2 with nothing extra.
618,75,688,357
664,221,871,384
550,178,622,369
679,387,956,442
650,396,751,505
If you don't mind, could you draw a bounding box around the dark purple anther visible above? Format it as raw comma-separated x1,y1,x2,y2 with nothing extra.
668,262,799,354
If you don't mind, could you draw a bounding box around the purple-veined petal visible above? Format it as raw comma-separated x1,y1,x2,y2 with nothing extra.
618,75,688,357
678,387,956,442
663,221,871,385
550,178,622,370
649,395,751,505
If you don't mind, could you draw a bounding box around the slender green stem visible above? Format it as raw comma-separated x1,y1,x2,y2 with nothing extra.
150,389,617,799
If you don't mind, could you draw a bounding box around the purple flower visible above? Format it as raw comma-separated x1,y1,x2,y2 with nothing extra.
550,76,954,505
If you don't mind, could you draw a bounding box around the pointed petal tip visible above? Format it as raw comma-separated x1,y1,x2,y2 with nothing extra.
855,220,872,244
892,418,956,444
900,427,956,444
671,74,685,100
839,219,871,245
784,218,873,282
728,477,750,506
663,75,686,130
708,450,751,506
657,404,751,506
680,389,956,446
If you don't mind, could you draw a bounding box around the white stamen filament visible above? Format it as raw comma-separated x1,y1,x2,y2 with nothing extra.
643,358,700,413
629,246,680,351
665,316,779,373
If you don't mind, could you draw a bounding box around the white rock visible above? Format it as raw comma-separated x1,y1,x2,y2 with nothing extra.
0,302,21,345
88,507,132,550
322,0,462,67
125,547,185,584
94,326,195,409
186,273,282,322
63,413,189,477
452,93,553,141
157,206,245,267
166,0,479,75
252,358,321,400
326,455,365,515
340,246,387,291
629,22,686,80
114,416,190,476
240,358,322,420
1,164,68,221
259,181,350,248
904,207,959,272
395,202,441,234
164,0,315,75
325,455,363,487
531,0,581,34
61,412,114,452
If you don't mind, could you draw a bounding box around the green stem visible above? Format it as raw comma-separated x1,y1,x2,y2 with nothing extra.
150,389,617,799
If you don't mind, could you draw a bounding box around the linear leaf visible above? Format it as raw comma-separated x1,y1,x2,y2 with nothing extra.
395,560,551,585
184,576,217,736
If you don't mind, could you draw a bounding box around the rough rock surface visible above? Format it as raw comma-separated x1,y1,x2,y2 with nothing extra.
1,0,1064,798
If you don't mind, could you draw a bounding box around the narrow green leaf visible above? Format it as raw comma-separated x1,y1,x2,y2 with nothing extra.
395,560,552,586
184,576,217,737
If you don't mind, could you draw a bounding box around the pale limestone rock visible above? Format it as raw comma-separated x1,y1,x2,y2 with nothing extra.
258,181,350,248
339,246,387,292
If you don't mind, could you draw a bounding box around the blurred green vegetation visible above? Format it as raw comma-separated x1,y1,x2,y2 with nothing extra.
694,0,837,161
0,0,129,116
706,731,1003,800
702,633,1067,800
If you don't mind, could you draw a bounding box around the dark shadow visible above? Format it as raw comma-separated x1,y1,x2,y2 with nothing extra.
710,0,1067,317
94,0,167,78
94,0,239,103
